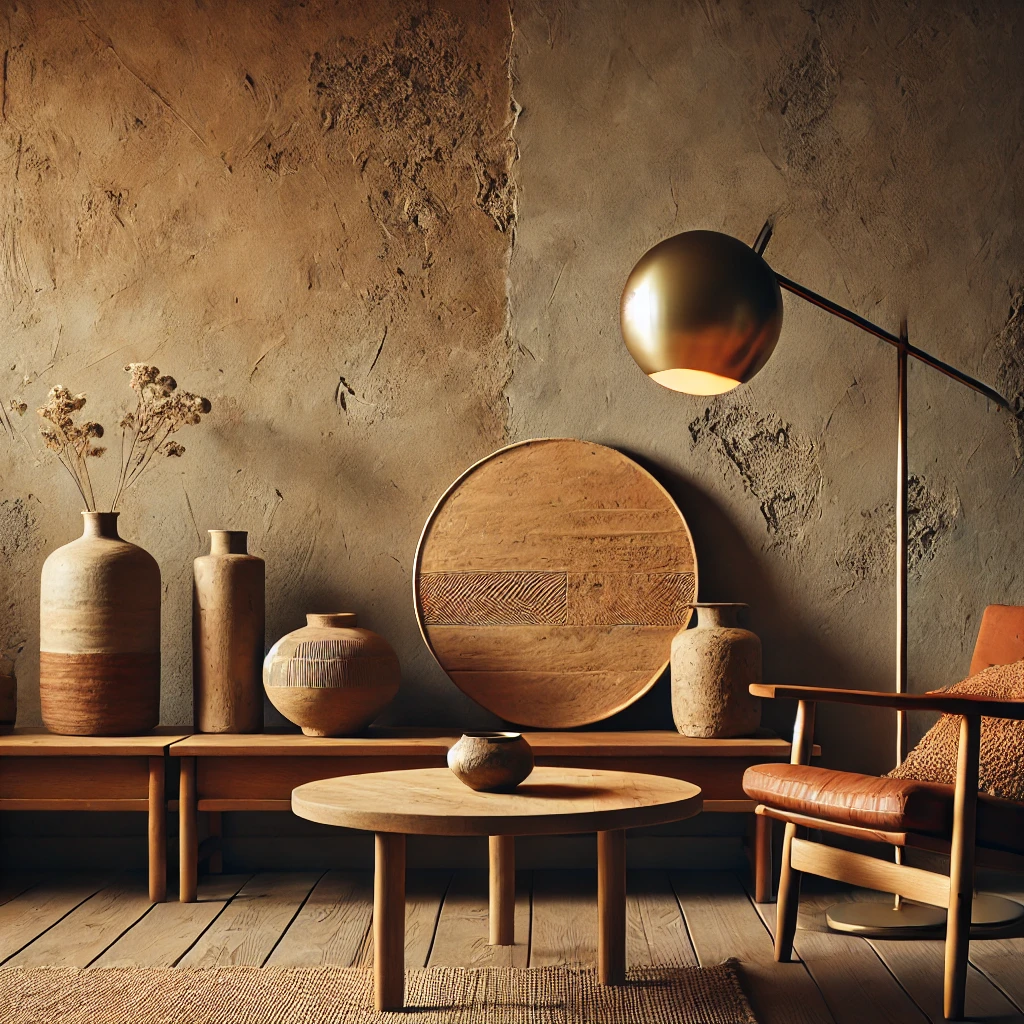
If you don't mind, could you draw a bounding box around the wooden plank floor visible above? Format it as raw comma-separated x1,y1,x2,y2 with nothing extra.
1,871,1023,1023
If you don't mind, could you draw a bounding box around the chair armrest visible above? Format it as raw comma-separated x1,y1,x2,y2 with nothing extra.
750,683,1024,720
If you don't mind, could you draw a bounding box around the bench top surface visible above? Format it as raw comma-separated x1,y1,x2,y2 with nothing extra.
168,728,804,757
0,728,190,756
0,728,817,759
292,766,703,835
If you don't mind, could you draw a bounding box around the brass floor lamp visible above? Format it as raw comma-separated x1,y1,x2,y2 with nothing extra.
620,221,1024,934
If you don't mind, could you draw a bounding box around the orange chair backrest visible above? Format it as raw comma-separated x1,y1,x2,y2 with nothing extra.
969,605,1024,676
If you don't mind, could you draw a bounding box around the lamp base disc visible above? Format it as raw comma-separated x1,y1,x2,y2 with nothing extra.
970,894,1024,928
826,901,945,936
826,895,1024,937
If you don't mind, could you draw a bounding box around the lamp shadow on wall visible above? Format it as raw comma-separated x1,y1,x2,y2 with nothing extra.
599,450,882,772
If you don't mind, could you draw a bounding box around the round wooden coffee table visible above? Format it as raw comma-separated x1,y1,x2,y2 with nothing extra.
292,766,702,1010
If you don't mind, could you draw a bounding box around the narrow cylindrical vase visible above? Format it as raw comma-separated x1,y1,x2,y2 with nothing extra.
193,530,265,733
39,511,161,735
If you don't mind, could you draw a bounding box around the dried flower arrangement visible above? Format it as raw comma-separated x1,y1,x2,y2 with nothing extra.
38,364,212,512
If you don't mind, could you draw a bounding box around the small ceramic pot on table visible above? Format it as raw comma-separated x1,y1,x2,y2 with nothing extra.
447,732,535,792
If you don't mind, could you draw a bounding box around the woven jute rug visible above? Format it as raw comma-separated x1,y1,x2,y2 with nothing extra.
0,964,756,1023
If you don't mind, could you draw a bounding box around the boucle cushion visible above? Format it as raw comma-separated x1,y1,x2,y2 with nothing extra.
888,659,1024,801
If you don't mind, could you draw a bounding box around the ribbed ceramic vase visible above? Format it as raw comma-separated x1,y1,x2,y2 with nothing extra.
193,530,265,733
263,613,400,736
670,602,761,739
39,511,161,735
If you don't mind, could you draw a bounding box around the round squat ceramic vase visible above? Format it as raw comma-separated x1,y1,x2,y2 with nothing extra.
263,613,400,737
447,732,535,792
39,511,161,736
671,603,761,739
193,530,265,734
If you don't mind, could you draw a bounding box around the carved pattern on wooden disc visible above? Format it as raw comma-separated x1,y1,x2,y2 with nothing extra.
420,571,568,625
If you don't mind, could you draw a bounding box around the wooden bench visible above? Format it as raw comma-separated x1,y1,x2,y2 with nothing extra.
170,729,812,903
0,728,189,902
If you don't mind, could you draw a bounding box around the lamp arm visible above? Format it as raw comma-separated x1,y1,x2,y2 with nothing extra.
772,272,1018,417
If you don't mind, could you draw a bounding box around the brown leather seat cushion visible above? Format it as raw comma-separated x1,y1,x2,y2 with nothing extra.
743,763,1024,853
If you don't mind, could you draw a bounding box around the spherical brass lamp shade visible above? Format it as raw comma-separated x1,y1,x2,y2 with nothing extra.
620,230,784,395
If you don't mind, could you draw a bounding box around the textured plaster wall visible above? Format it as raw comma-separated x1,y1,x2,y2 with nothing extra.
0,0,516,729
1,0,1023,786
508,0,1024,773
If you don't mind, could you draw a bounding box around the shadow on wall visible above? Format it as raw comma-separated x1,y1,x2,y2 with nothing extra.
588,450,889,773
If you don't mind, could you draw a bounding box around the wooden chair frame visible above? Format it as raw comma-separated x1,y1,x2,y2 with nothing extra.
751,683,1024,1022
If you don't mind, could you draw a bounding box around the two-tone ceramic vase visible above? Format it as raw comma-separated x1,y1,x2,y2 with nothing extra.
39,511,161,735
263,613,400,736
447,732,535,792
193,530,265,733
670,602,761,739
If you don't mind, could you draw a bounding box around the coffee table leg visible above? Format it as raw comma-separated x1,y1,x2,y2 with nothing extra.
375,832,406,1011
489,835,515,945
597,829,626,985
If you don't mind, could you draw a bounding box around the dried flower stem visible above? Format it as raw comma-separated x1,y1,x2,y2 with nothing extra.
110,364,211,511
37,386,104,511
37,366,210,512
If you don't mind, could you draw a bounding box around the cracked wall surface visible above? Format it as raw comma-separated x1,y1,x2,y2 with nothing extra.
836,475,961,585
688,405,821,541
0,0,514,727
508,0,1024,773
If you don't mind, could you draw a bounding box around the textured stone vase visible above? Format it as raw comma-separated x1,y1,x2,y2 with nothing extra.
39,511,161,735
193,530,265,733
263,613,400,737
671,603,761,739
0,669,15,727
447,732,535,792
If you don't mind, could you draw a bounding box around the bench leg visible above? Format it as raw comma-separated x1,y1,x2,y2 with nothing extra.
147,757,166,903
179,756,197,903
208,811,223,874
754,813,773,904
374,832,406,1012
597,828,626,985
488,835,515,945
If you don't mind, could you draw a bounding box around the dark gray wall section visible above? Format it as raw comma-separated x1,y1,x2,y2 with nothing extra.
507,0,1024,775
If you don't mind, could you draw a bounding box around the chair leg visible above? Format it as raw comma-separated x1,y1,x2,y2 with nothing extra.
943,715,980,1021
775,822,801,962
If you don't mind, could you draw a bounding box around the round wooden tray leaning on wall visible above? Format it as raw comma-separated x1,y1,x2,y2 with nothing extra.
413,438,698,728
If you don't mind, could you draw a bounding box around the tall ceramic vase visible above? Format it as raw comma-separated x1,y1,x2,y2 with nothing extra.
39,511,160,735
193,530,265,733
671,602,761,739
264,613,400,736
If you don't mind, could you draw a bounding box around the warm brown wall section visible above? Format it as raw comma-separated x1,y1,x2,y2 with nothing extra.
0,0,515,727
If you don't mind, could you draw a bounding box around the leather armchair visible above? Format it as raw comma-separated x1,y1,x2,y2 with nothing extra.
743,605,1024,1021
